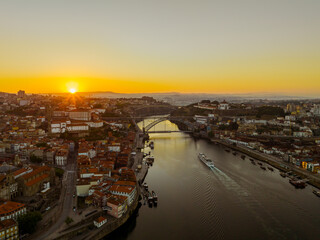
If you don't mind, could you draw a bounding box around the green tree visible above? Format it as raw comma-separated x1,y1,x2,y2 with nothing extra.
36,142,48,148
30,155,42,163
55,168,64,178
65,217,74,225
17,212,42,234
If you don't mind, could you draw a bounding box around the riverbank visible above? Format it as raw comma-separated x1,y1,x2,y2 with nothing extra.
211,138,320,190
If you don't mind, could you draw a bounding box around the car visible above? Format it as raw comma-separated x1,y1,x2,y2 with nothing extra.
73,194,76,198
73,206,76,212
45,207,51,211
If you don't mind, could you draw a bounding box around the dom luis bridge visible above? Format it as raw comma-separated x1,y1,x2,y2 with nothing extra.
102,114,194,134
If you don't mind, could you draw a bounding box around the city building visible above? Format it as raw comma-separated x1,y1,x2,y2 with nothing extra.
93,216,107,228
0,174,18,200
109,185,136,206
17,90,25,98
0,219,19,240
16,165,55,197
55,149,68,166
68,110,91,121
218,100,229,110
0,201,26,221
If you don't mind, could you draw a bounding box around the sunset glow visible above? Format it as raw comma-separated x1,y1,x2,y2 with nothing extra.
69,88,76,94
0,1,319,97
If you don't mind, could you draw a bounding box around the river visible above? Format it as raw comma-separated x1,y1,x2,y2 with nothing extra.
105,119,320,240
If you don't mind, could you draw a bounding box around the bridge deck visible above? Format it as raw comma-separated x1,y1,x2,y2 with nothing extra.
147,130,192,133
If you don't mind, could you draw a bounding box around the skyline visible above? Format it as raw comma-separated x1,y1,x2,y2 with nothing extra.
0,0,320,96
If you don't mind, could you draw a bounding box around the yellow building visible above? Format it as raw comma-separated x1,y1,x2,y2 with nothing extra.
0,219,19,240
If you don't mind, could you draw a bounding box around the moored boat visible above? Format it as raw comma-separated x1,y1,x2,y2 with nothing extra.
232,152,237,156
148,192,154,204
152,191,158,203
313,190,320,197
268,167,274,171
260,166,266,170
289,179,306,189
251,161,256,165
241,155,245,160
280,172,286,178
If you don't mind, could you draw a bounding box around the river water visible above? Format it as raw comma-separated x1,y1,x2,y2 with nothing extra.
106,119,320,240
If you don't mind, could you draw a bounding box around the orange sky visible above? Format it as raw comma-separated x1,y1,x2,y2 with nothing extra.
0,1,319,96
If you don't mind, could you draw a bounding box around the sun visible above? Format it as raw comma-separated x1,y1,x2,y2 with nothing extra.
69,88,77,94
66,81,79,94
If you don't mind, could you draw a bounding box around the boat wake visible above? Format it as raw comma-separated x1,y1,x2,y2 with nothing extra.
211,167,249,197
210,166,292,239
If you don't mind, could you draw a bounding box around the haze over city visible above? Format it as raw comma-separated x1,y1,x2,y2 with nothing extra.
1,0,320,96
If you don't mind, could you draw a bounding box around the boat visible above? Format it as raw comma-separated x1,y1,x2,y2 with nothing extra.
260,166,266,170
198,153,214,169
148,192,154,204
152,191,158,203
313,190,320,197
268,167,274,171
143,182,148,191
251,161,256,165
250,158,254,161
232,152,237,156
241,155,245,160
257,162,262,166
225,149,230,153
289,179,306,189
280,172,286,178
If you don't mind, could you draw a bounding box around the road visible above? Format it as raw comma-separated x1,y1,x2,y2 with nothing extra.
221,140,320,183
37,154,77,240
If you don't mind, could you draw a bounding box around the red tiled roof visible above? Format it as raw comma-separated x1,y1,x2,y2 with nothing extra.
25,174,49,187
96,216,106,223
0,219,17,230
0,201,25,216
22,166,51,180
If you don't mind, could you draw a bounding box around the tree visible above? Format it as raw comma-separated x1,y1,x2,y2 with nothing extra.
256,106,285,117
65,217,74,225
36,142,48,148
55,168,64,178
17,212,42,234
30,155,42,163
93,103,103,108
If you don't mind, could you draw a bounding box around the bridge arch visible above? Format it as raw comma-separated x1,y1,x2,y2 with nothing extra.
142,116,192,133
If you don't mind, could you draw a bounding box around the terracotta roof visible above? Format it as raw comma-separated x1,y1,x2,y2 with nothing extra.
0,219,17,230
0,201,25,216
96,216,106,223
109,185,134,194
22,166,50,180
13,168,29,176
25,174,49,187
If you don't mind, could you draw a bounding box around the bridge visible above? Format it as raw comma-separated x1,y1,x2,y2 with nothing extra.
102,115,194,134
141,115,194,133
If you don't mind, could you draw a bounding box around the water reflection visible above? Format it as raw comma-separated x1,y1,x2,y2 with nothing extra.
106,119,320,240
